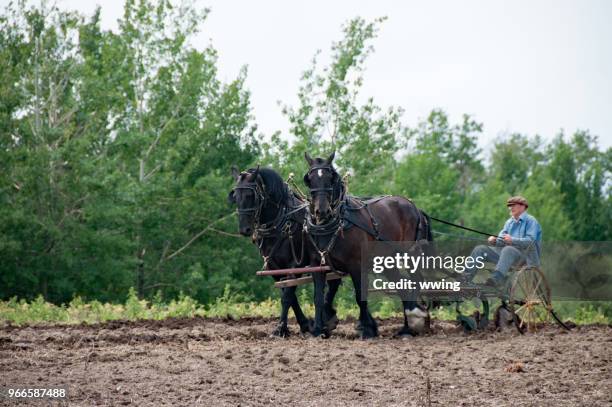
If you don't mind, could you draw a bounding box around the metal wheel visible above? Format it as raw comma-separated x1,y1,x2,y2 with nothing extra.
509,266,558,333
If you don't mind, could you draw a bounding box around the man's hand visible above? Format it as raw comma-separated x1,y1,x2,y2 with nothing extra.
487,236,497,245
503,234,512,245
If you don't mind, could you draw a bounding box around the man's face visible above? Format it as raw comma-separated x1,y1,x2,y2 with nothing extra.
508,203,526,218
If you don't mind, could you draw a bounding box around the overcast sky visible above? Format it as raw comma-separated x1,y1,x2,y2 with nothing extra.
6,0,612,151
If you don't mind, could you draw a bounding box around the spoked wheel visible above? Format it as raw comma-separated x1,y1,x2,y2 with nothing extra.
508,266,569,333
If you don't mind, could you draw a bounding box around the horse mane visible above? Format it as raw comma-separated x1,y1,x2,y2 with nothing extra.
333,168,345,202
246,167,288,204
327,164,345,203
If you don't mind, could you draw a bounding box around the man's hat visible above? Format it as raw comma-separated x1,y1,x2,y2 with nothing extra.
507,196,528,208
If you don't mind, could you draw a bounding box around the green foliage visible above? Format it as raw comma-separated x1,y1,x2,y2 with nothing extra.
546,131,611,240
267,17,402,196
0,0,261,305
1,295,608,326
571,303,610,324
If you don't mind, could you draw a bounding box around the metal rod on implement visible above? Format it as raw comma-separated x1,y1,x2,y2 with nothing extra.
256,265,332,276
274,272,345,288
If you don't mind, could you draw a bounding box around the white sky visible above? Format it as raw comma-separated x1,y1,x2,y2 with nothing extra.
6,0,612,151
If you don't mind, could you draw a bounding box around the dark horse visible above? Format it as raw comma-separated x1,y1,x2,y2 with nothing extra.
228,166,341,337
303,152,432,338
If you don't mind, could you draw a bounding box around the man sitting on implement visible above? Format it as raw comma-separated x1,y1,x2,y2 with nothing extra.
463,196,542,286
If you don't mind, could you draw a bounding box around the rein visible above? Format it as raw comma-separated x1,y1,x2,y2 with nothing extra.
428,216,496,238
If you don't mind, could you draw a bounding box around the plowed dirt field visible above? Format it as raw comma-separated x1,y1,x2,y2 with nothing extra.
1,317,610,406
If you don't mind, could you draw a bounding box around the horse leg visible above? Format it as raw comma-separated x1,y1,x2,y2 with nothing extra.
350,271,378,339
311,271,329,338
289,286,313,334
324,278,341,332
381,268,425,336
271,286,292,337
397,300,429,336
396,262,429,336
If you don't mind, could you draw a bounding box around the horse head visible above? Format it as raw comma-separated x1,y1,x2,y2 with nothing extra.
229,165,264,236
229,166,289,236
303,151,341,224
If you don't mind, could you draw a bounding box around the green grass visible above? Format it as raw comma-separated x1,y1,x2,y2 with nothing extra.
0,286,610,326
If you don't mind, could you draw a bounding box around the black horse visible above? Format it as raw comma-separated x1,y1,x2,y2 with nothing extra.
303,152,432,338
228,166,340,337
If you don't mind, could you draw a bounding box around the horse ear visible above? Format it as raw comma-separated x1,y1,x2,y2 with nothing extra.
304,152,314,166
253,165,266,189
246,165,260,182
228,189,236,204
231,165,240,181
326,151,335,164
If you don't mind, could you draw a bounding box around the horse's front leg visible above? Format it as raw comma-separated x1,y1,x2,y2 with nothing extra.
288,286,313,334
271,283,292,338
311,271,329,338
324,278,341,332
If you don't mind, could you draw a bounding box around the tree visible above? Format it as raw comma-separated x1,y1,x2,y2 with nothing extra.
547,131,611,240
267,17,404,195
0,0,263,304
394,110,484,228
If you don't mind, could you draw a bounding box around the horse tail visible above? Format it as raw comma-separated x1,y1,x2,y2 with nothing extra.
419,210,434,242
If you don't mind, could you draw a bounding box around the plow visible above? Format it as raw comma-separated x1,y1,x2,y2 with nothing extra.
258,262,571,334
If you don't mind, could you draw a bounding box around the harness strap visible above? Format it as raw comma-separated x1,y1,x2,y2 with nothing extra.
288,228,305,265
363,203,381,239
343,211,387,241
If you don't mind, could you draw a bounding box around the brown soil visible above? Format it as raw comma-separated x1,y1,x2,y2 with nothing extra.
0,317,610,406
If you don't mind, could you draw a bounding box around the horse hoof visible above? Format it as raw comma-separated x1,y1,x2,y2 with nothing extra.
300,318,315,334
311,327,330,339
404,307,429,335
360,330,377,340
395,326,417,337
271,325,290,338
360,324,378,339
325,314,339,332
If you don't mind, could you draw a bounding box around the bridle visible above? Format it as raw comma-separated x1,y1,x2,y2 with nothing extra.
232,171,307,268
305,165,345,210
233,178,266,221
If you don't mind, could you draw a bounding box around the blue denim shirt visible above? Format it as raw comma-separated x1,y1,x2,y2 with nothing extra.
496,212,542,265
